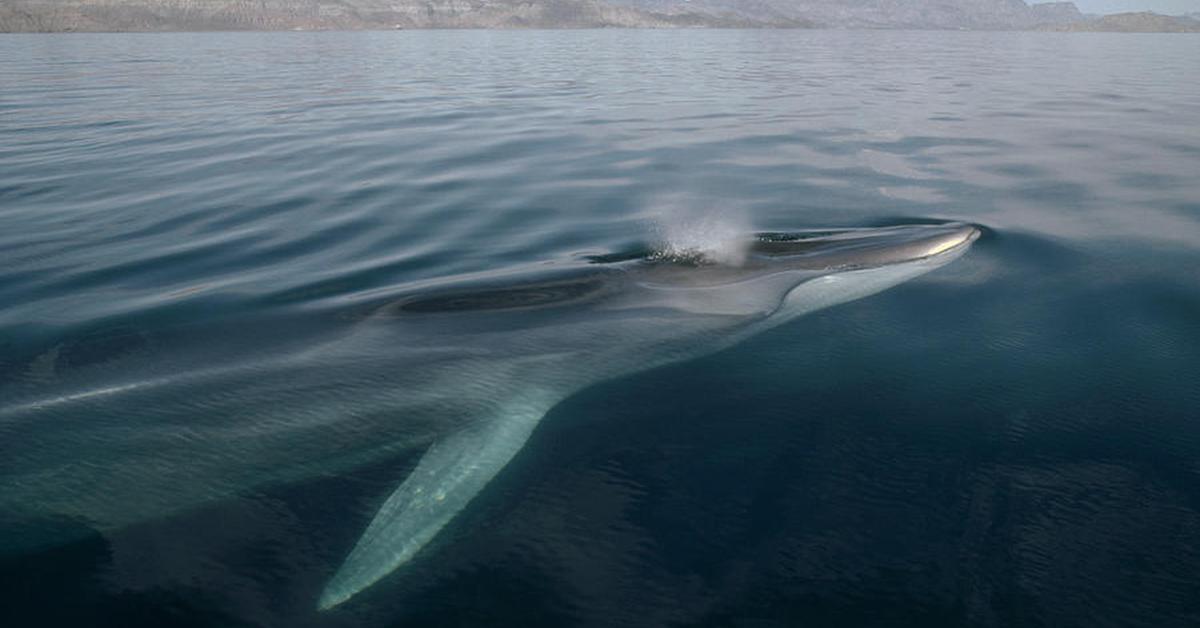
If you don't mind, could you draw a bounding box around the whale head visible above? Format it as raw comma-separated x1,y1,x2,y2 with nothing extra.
619,222,980,321
756,222,980,322
750,222,981,270
376,223,980,322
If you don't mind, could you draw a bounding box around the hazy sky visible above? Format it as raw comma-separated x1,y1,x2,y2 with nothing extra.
1071,0,1195,15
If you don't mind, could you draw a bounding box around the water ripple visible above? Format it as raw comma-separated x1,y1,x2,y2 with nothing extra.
2,29,1200,628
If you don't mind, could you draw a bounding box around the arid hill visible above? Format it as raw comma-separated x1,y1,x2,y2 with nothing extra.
0,0,780,32
1046,11,1200,33
2,0,1198,32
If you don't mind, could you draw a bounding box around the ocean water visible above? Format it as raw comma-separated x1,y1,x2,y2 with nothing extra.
2,29,1199,628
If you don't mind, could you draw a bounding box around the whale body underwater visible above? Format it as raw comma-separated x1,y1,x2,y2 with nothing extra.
0,222,980,609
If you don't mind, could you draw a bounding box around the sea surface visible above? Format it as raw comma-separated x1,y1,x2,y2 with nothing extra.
2,30,1199,628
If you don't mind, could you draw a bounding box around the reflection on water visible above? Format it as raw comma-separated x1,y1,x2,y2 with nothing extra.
1,29,1199,628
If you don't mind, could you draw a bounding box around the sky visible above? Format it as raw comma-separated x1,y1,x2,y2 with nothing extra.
1070,0,1196,15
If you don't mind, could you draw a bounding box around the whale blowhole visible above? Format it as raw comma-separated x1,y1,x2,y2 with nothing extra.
652,210,753,266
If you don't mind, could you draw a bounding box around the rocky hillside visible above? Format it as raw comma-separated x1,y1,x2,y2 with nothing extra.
1028,1,1082,24
1047,11,1200,32
0,0,774,31
1,0,1197,32
606,0,1084,29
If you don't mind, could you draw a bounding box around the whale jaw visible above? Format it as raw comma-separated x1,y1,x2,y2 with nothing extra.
751,222,980,270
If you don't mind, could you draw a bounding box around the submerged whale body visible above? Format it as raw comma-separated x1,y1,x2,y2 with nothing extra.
318,222,980,608
0,222,979,610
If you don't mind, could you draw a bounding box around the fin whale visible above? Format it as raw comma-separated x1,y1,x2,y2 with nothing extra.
318,222,980,609
0,222,979,610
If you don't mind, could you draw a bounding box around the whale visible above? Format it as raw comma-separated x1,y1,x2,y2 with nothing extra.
0,222,979,610
316,221,980,608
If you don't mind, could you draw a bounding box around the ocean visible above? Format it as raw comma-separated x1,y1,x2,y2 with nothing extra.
1,29,1199,627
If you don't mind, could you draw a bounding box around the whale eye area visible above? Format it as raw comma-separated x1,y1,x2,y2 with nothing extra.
387,278,609,314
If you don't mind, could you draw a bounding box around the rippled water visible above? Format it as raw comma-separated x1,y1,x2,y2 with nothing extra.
2,30,1199,628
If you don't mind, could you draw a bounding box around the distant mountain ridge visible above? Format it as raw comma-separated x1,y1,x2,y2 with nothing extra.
0,0,769,31
1,0,1198,32
1046,11,1200,32
606,0,1085,30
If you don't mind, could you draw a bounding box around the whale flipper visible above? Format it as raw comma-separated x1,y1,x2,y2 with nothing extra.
318,395,554,610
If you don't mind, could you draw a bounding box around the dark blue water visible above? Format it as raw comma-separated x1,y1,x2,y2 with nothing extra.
2,30,1200,628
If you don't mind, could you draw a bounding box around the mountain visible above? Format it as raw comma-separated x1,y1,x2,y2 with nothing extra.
1,0,1196,32
605,0,1084,29
0,0,778,31
1047,11,1200,32
1028,1,1082,23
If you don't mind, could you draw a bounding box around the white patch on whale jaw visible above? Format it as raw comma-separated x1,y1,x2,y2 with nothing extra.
781,256,954,321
